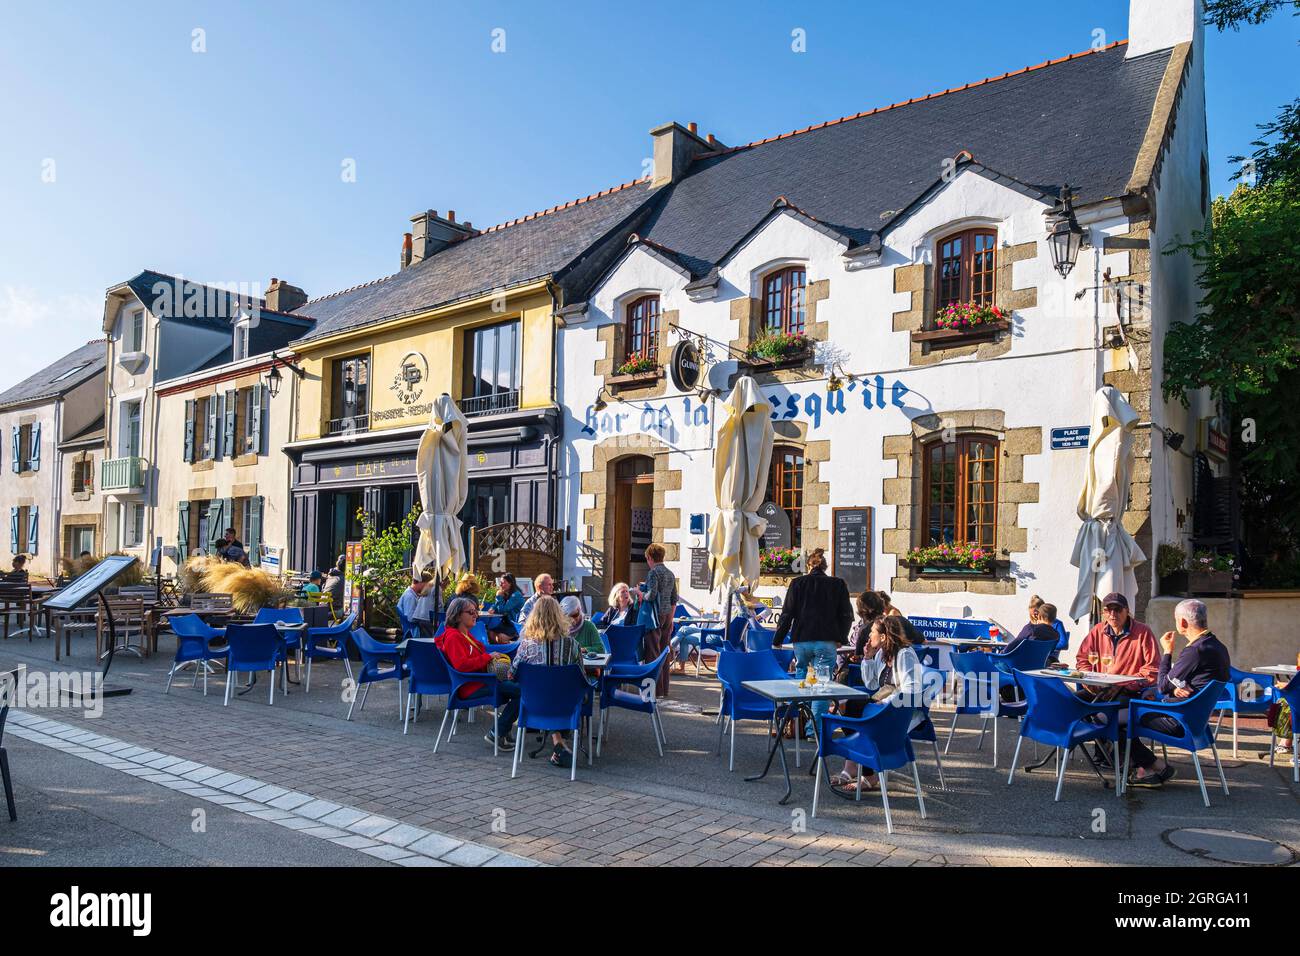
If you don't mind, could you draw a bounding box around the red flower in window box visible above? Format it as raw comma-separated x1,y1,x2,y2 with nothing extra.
614,354,658,376
934,302,1006,331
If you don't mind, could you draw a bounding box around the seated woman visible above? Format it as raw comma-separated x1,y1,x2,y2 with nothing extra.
559,596,603,655
832,615,933,794
594,582,637,630
435,596,519,751
485,573,525,641
454,572,481,606
513,595,588,768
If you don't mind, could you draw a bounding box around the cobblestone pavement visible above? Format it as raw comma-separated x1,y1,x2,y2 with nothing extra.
3,637,1298,867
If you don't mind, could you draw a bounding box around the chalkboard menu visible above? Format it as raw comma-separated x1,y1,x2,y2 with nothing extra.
690,547,711,591
758,501,791,548
832,507,872,596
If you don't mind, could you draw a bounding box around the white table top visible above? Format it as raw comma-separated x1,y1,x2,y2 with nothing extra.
1023,667,1142,688
582,653,611,669
934,637,1006,647
1253,664,1298,678
676,617,724,627
742,679,870,702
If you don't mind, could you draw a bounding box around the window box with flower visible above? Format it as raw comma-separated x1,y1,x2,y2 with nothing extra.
912,302,1010,348
760,546,801,576
743,331,814,371
1187,550,1236,596
900,542,1001,577
607,353,663,389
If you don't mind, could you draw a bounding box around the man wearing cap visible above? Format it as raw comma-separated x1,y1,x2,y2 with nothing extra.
1075,592,1167,784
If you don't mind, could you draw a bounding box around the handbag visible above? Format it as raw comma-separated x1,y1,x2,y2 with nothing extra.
489,654,512,681
636,595,659,632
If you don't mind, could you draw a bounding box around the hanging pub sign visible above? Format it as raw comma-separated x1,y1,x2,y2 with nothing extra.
758,501,791,548
669,339,702,392
1199,416,1229,462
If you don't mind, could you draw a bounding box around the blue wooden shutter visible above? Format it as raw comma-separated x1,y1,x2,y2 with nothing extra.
224,389,237,456
206,499,224,551
26,505,37,555
29,421,40,471
10,427,19,472
183,400,195,463
251,384,265,456
249,496,263,566
177,501,190,557
204,398,218,460
9,507,17,553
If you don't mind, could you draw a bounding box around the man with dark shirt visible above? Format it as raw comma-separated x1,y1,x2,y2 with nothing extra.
1127,598,1231,788
3,555,29,583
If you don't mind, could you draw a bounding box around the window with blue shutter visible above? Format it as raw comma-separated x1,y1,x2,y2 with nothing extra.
29,421,40,471
251,384,265,456
178,501,190,558
224,389,237,457
9,507,17,553
248,496,263,566
183,399,195,463
26,505,37,555
10,427,19,472
204,397,218,460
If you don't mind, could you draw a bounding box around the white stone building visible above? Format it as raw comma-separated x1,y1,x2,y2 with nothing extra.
555,0,1215,638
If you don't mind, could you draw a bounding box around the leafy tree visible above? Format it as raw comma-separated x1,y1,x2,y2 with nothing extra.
1203,0,1299,31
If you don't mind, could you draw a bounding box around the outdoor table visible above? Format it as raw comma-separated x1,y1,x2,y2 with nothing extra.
1018,667,1146,787
934,637,1007,648
582,653,610,670
740,678,870,805
1252,664,1298,679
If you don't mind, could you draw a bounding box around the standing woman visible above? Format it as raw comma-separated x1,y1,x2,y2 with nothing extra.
641,544,678,699
773,548,853,732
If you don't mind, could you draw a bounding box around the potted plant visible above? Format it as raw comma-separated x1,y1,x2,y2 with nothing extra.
609,353,661,388
912,302,1011,347
745,331,812,367
760,546,800,574
1156,543,1189,594
901,541,993,574
1188,549,1235,595
614,354,657,377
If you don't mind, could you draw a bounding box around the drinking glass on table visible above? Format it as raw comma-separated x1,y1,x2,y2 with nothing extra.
1100,653,1114,671
815,663,831,687
1087,650,1100,671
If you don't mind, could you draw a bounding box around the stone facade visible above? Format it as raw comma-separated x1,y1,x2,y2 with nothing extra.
880,410,1041,597
727,278,830,386
594,308,676,400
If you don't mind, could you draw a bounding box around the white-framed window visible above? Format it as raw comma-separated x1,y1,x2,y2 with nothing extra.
124,503,145,547
126,309,145,352
233,320,251,360
121,401,142,458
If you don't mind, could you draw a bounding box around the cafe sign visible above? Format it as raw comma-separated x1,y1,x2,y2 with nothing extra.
390,351,428,406
669,339,702,392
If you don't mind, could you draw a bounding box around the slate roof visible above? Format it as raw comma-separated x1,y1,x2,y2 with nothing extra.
0,340,106,410
287,40,1172,340
290,180,655,343
637,42,1172,274
122,270,266,333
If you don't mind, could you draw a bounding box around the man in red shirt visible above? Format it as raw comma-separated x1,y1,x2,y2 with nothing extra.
1075,593,1172,786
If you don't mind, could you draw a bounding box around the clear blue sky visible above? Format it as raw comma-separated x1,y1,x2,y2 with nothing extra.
0,0,1294,384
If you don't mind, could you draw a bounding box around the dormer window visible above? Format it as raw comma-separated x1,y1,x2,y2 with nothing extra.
624,295,660,364
936,228,996,313
233,318,251,360
763,266,806,335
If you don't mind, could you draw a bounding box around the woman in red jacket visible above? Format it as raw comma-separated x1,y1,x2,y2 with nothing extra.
435,596,519,751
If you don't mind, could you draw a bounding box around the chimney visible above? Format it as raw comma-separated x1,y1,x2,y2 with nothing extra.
265,277,307,313
401,232,413,269
407,209,475,267
649,121,723,188
1126,0,1202,58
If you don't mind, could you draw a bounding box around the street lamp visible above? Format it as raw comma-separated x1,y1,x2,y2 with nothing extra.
263,351,305,399
1047,184,1086,278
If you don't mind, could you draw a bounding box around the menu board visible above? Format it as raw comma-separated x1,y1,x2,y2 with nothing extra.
832,507,872,596
690,547,711,591
43,555,140,611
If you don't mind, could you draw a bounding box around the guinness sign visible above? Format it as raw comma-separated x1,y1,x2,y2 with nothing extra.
669,339,702,392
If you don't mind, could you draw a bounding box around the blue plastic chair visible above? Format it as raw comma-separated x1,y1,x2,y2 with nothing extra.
990,639,1056,722
303,611,356,692
813,703,925,833
402,637,453,739
396,605,418,642
1006,671,1125,800
223,624,286,706
716,650,786,771
946,651,1022,766
1214,666,1278,757
510,663,595,781
438,643,508,756
772,646,796,673
597,647,671,758
165,613,228,696
601,624,644,670
347,628,409,723
253,608,306,673
1269,673,1300,783
1123,680,1228,806
724,615,749,652
745,623,777,652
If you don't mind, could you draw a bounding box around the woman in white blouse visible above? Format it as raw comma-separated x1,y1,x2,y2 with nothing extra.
832,616,934,794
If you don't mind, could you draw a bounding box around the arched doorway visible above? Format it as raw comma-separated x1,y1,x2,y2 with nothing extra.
609,454,655,588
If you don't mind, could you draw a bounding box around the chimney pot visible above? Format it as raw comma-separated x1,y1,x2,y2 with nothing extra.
688,122,698,134
706,133,715,145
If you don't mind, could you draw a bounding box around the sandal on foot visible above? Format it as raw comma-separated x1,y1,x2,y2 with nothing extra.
550,745,573,769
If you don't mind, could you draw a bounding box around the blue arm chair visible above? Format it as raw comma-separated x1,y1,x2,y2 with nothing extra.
745,623,777,653
813,703,924,833
946,651,1024,767
1006,671,1125,800
438,644,508,756
1214,666,1278,758
600,624,645,670
990,638,1056,714
597,647,671,759
222,624,286,707
1123,680,1228,807
510,663,595,781
166,613,229,697
402,637,453,740
303,611,356,693
724,615,749,652
470,618,518,656
716,650,786,771
347,628,409,724
1270,672,1300,782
